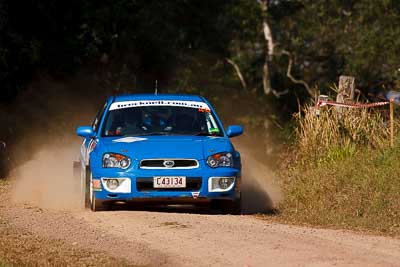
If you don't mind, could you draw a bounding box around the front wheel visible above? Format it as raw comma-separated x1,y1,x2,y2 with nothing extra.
90,188,105,212
226,198,242,215
211,198,242,215
83,167,91,208
86,169,105,212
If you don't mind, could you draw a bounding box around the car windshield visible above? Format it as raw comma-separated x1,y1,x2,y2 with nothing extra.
102,105,223,137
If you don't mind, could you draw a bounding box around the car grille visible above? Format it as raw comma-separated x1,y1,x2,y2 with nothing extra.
139,159,199,169
136,177,202,191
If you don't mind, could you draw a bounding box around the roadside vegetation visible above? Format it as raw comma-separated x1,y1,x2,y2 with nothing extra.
278,104,400,236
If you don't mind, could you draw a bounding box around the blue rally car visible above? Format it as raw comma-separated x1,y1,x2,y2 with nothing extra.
74,94,243,213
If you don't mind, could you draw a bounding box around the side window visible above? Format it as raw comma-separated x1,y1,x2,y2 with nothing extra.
92,102,108,133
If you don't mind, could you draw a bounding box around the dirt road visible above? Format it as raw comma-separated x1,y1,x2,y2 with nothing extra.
1,182,399,267
1,143,399,266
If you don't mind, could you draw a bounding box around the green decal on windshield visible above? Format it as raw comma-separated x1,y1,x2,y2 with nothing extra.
210,128,220,133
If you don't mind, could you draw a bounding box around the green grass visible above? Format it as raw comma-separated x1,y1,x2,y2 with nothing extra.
279,146,400,236
277,104,400,236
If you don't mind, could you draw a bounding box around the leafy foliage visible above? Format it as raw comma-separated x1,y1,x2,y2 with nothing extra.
1,0,399,103
0,0,232,101
273,0,400,92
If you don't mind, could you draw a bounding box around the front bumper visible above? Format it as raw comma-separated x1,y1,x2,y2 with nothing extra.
90,164,241,204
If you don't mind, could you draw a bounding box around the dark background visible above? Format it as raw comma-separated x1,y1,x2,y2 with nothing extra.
0,0,399,166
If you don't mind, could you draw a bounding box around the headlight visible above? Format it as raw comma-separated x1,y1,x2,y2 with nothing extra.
103,153,131,169
206,152,233,168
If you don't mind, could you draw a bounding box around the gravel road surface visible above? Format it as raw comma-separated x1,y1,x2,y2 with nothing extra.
1,183,400,267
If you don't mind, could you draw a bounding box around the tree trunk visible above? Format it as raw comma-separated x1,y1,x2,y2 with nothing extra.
225,58,248,91
259,0,274,95
263,60,272,95
281,50,313,97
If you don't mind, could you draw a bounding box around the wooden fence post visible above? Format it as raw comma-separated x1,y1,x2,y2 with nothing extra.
336,76,355,102
336,76,355,114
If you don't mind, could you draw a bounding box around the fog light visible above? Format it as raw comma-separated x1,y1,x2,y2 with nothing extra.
106,179,119,190
219,178,231,189
101,178,131,193
209,177,235,192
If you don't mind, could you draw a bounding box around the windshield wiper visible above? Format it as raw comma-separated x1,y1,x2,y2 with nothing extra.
194,132,214,136
166,131,211,136
130,132,169,136
128,131,218,137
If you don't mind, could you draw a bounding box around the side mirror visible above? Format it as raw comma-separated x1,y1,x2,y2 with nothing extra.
226,125,243,138
76,126,95,138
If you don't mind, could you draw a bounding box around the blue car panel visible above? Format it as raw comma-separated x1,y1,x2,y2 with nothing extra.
76,94,243,212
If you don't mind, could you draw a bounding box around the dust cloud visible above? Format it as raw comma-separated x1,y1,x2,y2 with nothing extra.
6,74,97,211
10,140,281,213
235,143,282,214
11,143,83,210
6,74,281,214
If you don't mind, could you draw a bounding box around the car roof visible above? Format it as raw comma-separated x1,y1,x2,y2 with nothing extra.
112,94,205,103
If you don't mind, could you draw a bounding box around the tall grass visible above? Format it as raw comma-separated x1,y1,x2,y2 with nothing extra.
294,105,394,163
280,103,400,236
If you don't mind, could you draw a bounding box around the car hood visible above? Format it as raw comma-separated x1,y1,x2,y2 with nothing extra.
97,135,233,160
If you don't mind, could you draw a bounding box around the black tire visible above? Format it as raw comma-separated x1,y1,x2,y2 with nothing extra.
84,167,91,209
85,168,105,212
211,198,242,215
229,198,242,215
90,188,105,212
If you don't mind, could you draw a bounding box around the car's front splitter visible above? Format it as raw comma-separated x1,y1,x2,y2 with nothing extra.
91,168,241,203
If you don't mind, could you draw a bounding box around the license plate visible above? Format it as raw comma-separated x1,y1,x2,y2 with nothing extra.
153,176,186,188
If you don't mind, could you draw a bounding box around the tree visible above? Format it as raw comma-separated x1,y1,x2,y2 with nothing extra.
258,0,274,95
272,0,400,94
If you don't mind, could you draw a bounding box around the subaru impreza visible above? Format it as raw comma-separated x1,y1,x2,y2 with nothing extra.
74,94,243,213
